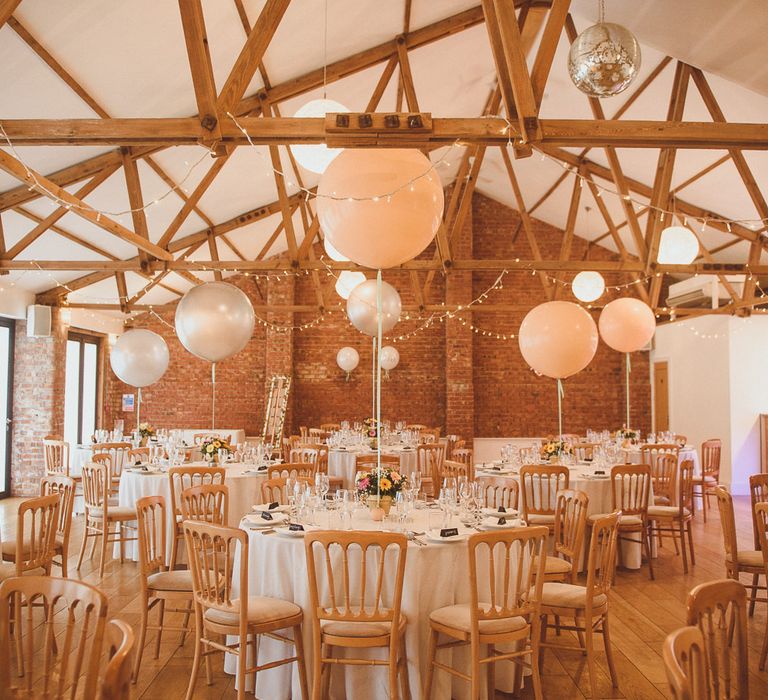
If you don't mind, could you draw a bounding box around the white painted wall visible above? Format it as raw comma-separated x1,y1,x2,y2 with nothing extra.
0,285,34,320
653,315,732,484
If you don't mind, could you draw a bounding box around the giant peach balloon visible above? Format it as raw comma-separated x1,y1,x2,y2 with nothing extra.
316,148,444,268
599,297,656,353
346,279,401,336
518,301,598,379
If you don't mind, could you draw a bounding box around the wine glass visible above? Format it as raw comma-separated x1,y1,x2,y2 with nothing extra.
409,470,422,496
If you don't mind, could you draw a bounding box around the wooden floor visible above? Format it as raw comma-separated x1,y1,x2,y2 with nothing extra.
1,495,767,699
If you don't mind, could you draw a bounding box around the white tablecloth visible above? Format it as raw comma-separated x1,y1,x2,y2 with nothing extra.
227,509,527,699
116,462,266,561
328,447,418,489
624,445,700,474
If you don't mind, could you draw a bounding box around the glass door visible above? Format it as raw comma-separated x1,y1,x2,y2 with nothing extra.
0,318,13,498
64,333,100,448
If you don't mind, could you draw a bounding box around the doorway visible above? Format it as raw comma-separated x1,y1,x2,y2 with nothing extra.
0,318,13,498
654,361,670,433
64,332,101,448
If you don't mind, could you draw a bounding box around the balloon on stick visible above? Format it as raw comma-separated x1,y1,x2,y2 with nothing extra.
336,347,360,380
379,345,400,379
518,301,598,436
599,297,656,429
317,148,444,268
347,279,401,336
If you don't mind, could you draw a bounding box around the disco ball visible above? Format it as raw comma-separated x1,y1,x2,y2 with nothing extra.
568,22,641,97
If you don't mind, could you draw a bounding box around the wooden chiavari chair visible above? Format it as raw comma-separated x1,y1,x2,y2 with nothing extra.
454,438,466,451
752,502,768,670
43,438,72,478
92,441,132,494
299,426,308,439
715,486,766,619
539,512,622,700
355,453,400,470
648,460,696,575
652,452,678,506
127,446,150,464
541,489,589,583
133,495,193,682
424,527,549,699
39,474,76,577
305,531,409,699
442,459,473,481
268,462,316,480
749,474,768,615
443,434,459,460
76,462,137,578
283,434,303,463
193,432,232,445
686,578,749,700
520,464,569,531
180,483,229,526
663,625,709,700
102,619,135,700
417,443,445,497
320,422,340,432
641,443,680,476
167,465,225,569
587,464,654,578
183,521,308,700
693,438,721,521
419,428,440,444
572,442,598,462
261,476,313,505
451,448,473,468
406,423,427,431
308,427,330,442
291,443,341,491
674,434,689,445
0,576,108,697
477,476,519,512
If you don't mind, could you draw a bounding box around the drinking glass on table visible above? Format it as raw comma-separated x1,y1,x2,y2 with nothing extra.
315,473,330,502
409,470,422,497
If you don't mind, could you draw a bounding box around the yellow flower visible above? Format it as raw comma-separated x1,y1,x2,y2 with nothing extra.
379,478,392,491
206,444,214,453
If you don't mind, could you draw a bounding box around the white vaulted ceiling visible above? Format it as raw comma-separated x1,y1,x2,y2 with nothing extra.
1,0,767,309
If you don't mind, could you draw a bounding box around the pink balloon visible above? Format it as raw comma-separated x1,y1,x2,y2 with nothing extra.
599,298,656,353
317,149,444,269
518,301,598,379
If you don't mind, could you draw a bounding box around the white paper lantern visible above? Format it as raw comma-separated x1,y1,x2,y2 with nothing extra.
335,270,366,300
324,237,349,262
336,346,360,373
292,99,349,174
571,271,605,303
657,226,699,265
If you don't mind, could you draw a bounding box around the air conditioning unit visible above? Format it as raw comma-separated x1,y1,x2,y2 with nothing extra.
26,304,52,337
665,275,744,309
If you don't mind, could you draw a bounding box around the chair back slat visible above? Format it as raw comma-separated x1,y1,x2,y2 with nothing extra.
40,475,76,542
0,576,108,698
520,465,569,518
554,489,590,568
586,511,621,599
468,526,548,623
442,459,473,481
82,462,110,511
417,444,445,482
180,483,229,526
268,462,315,480
478,476,519,511
451,448,473,468
715,487,739,564
260,476,313,505
686,579,749,700
678,460,695,515
664,625,709,700
43,439,70,476
652,453,678,504
168,466,225,518
92,442,132,483
610,464,651,516
640,444,680,473
701,439,722,480
290,444,329,473
17,493,61,573
136,495,167,577
305,531,407,625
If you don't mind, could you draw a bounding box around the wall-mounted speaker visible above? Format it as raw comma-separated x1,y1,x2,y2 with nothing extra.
26,304,52,338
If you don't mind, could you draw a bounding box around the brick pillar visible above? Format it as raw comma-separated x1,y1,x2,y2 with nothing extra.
445,195,474,441
11,307,67,496
264,276,295,434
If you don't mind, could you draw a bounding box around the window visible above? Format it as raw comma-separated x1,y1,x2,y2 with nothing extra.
64,333,101,448
0,318,13,498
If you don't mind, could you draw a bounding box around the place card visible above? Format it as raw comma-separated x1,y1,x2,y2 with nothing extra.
267,502,279,510
288,523,305,532
261,511,274,521
440,527,459,538
498,505,506,513
594,470,606,475
497,517,507,526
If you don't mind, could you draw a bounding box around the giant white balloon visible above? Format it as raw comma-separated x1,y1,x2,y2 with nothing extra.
335,270,366,300
336,346,360,373
175,282,255,363
317,148,444,268
347,279,402,336
292,99,349,174
599,297,656,353
110,329,169,388
518,301,598,379
379,345,400,372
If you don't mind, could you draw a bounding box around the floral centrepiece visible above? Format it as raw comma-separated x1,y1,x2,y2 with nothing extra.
138,423,156,439
540,440,573,461
364,417,379,449
200,435,232,461
356,466,408,517
617,428,639,446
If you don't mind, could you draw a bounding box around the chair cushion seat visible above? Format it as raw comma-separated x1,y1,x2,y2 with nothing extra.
653,495,671,506
527,514,555,525
430,603,527,635
588,513,643,527
538,555,573,576
735,550,764,568
647,505,690,519
539,582,607,610
0,563,46,581
692,475,717,485
146,570,193,592
88,505,136,520
204,596,301,627
322,614,406,638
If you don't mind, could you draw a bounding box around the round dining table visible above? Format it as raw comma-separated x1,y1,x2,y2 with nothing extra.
116,462,268,561
328,445,419,489
227,507,528,700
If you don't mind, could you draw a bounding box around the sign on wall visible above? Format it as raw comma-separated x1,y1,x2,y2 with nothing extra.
122,393,135,412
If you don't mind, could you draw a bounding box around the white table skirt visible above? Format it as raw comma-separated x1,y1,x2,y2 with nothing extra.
226,509,529,700
328,448,418,489
116,462,266,561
